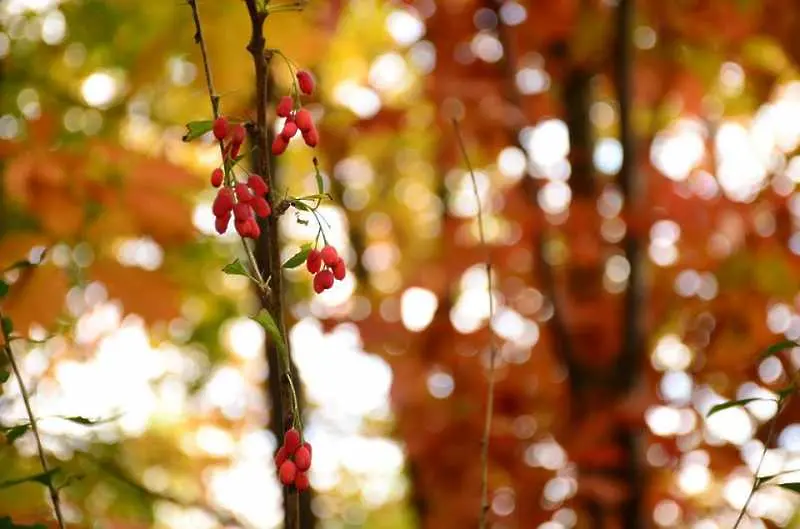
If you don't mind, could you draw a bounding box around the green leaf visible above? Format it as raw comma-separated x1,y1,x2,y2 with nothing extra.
778,482,800,494
5,424,30,444
283,246,311,269
761,340,799,359
0,468,58,490
0,281,8,299
1,317,13,337
293,201,310,212
315,169,325,195
251,309,286,355
61,415,118,426
181,120,214,142
222,259,249,278
707,398,776,417
0,370,9,383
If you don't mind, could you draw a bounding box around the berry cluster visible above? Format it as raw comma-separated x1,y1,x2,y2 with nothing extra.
306,245,346,293
209,116,272,239
273,70,318,156
275,427,312,492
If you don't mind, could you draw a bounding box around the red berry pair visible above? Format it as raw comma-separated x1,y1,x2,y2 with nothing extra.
275,428,312,492
212,116,246,160
272,70,318,155
213,174,271,239
307,245,346,293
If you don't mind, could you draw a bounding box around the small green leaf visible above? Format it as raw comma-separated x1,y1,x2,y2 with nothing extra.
293,201,310,212
222,259,249,278
0,469,59,490
5,424,30,444
778,482,800,494
315,169,324,195
0,370,9,383
251,309,286,355
181,120,214,142
707,398,776,417
62,415,117,426
283,247,311,269
761,340,799,359
0,281,8,299
1,317,13,336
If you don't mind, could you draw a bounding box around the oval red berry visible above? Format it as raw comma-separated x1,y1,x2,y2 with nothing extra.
320,246,338,267
276,96,293,118
283,428,301,454
306,249,322,274
296,71,315,95
333,258,346,281
212,188,235,217
235,183,254,203
317,269,334,290
295,471,310,492
214,213,230,235
248,174,269,196
281,120,298,141
213,117,228,141
272,135,289,156
211,168,224,188
252,196,271,218
295,109,313,133
294,446,311,471
279,460,297,486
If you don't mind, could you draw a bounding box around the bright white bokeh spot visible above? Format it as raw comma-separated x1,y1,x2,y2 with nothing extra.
369,53,409,93
333,81,381,119
471,32,503,63
652,334,693,371
525,119,569,167
650,119,705,181
41,9,66,45
594,137,623,174
386,9,425,46
81,72,118,108
498,146,527,180
427,370,454,399
401,287,438,332
646,405,681,436
538,181,572,215
660,371,693,405
678,463,711,495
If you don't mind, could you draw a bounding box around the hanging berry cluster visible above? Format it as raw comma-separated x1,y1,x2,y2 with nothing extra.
306,245,346,293
210,117,272,239
275,427,312,492
273,70,318,155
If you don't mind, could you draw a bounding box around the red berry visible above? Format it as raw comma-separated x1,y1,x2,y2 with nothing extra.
320,245,338,267
277,96,293,118
279,460,297,486
230,142,241,160
283,428,301,454
302,441,312,457
312,273,326,294
215,212,230,235
234,202,253,222
235,183,254,203
248,174,268,196
246,218,261,239
302,127,318,148
294,446,311,471
212,188,235,217
281,120,298,141
252,196,271,218
296,71,315,95
274,446,288,467
231,124,246,146
333,257,346,281
306,249,322,274
316,269,334,291
272,135,289,156
295,109,313,133
295,471,310,492
211,168,224,188
213,117,228,141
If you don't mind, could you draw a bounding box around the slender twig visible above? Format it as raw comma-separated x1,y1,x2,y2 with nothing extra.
186,0,268,293
732,398,788,529
78,452,253,529
0,312,65,529
451,118,498,529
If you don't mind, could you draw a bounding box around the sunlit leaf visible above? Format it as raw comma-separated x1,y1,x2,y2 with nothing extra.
283,246,311,269
252,309,286,354
707,398,775,417
222,259,250,278
0,370,9,383
0,281,8,299
181,120,214,142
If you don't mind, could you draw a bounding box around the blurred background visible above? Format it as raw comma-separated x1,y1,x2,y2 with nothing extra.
3,0,800,528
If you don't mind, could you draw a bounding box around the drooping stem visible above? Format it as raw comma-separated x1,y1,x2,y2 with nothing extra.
452,118,498,529
1,312,65,529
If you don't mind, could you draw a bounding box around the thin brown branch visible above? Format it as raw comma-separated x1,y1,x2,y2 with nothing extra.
451,118,498,529
1,313,66,529
242,1,301,528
